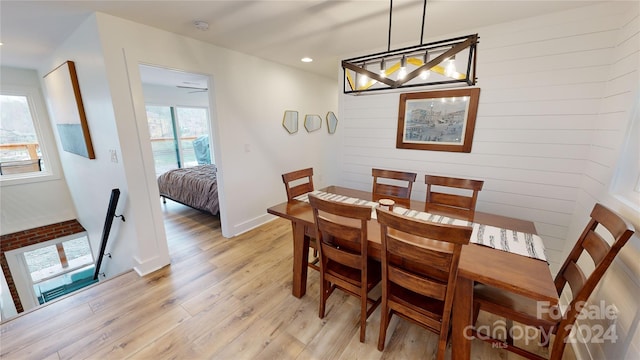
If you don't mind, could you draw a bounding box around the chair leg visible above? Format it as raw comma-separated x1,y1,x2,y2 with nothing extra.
540,326,551,347
436,336,447,360
378,303,390,351
360,296,367,342
319,279,328,318
472,301,481,324
505,318,514,345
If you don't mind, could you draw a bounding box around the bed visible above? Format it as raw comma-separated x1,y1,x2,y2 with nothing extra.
157,164,220,215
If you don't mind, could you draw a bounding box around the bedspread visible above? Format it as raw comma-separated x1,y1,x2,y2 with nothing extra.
157,164,219,215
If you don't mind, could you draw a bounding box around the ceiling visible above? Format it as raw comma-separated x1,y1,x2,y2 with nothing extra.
1,0,601,81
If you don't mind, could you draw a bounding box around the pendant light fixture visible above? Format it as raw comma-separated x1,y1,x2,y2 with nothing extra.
341,0,478,94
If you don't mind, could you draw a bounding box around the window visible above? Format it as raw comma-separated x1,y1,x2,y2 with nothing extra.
21,235,95,304
611,90,640,211
0,93,45,176
146,105,211,176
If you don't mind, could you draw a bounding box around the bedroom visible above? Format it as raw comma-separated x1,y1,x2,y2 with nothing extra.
139,64,221,216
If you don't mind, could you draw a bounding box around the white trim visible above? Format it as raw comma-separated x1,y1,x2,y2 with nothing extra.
132,255,169,276
0,86,62,186
4,232,91,311
231,213,275,237
608,86,639,211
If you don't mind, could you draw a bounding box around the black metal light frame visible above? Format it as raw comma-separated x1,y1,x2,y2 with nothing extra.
341,0,478,94
342,34,478,94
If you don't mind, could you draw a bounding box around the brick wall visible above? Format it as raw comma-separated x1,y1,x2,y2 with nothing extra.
0,220,86,313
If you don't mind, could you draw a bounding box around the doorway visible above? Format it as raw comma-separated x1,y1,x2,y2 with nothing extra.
137,65,221,236
138,65,214,177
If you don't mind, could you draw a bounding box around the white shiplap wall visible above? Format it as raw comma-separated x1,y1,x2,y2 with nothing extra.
336,2,634,272
566,2,639,359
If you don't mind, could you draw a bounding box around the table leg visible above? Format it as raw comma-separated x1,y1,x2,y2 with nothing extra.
452,276,473,360
291,222,309,298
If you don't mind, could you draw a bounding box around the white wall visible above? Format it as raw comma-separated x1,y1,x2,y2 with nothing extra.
141,83,210,108
564,2,640,358
5,8,338,288
39,15,142,280
93,12,339,246
337,2,639,359
337,2,635,273
0,264,17,320
0,67,75,235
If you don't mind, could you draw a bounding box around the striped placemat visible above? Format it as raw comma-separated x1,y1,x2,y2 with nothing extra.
295,190,547,262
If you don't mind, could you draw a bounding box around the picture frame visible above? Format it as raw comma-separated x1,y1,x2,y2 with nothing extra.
396,88,480,153
43,60,95,159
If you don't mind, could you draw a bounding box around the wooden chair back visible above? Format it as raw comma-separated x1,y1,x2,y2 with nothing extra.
308,193,381,342
282,167,319,271
372,168,417,207
424,175,484,220
375,207,472,358
282,168,314,201
551,203,635,356
473,203,635,360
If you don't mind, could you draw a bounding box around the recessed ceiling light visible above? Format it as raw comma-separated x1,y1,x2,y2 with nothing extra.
301,57,313,63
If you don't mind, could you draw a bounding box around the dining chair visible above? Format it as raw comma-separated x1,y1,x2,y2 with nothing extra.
281,167,319,270
371,168,417,207
308,193,382,343
424,174,484,221
375,207,472,358
282,167,314,201
472,203,635,360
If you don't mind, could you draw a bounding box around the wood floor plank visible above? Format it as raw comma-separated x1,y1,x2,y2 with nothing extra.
56,291,187,360
64,306,192,360
191,268,294,357
296,294,361,360
0,271,137,340
254,329,307,360
0,304,95,359
0,200,574,360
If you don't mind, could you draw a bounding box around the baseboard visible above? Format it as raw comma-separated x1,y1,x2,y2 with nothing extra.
133,254,170,276
230,213,274,237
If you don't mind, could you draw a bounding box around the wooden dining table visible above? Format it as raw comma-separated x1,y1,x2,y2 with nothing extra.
267,185,558,359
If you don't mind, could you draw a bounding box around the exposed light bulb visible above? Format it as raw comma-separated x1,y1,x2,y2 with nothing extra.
359,63,369,86
421,52,430,80
398,55,407,79
360,74,368,86
445,56,456,77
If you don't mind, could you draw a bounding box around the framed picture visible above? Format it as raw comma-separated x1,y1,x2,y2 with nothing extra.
43,60,95,159
396,88,480,153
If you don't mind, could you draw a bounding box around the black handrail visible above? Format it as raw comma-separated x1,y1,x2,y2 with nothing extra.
93,188,125,280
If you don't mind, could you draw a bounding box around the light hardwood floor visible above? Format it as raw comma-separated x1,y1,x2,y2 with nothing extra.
1,200,573,359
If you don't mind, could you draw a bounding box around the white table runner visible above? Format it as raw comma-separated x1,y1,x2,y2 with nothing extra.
295,190,547,262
